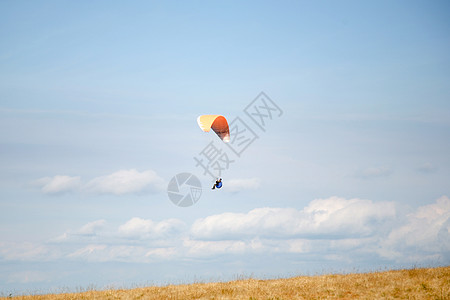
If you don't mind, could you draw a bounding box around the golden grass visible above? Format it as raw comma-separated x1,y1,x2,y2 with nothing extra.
4,266,449,299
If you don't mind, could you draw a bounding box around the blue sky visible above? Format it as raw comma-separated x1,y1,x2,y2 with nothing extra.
1,0,450,295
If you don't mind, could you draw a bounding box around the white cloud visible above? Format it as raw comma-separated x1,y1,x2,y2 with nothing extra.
77,220,107,236
191,197,396,240
51,220,107,242
65,244,179,263
35,169,165,196
183,239,248,257
67,244,108,261
51,232,70,243
0,242,54,261
145,247,178,259
226,178,261,192
85,169,165,195
107,245,149,262
36,175,81,195
381,196,450,263
181,237,303,258
66,244,175,263
118,217,186,240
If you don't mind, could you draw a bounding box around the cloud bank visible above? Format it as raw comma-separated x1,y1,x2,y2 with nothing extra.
381,195,450,262
1,196,448,266
191,197,395,240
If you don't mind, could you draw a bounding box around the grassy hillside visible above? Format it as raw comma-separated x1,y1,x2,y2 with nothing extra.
4,266,449,299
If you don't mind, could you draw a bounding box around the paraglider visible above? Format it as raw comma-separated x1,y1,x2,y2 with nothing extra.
197,115,229,190
197,115,230,143
212,178,222,190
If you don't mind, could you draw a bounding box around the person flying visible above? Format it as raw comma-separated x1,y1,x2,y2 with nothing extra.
212,178,222,190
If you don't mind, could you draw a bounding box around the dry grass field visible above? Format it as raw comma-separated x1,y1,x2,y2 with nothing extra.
4,266,449,299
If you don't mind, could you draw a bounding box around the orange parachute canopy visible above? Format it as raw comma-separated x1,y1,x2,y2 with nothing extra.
197,115,230,143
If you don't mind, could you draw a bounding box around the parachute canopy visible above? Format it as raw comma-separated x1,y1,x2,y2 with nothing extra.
197,115,230,143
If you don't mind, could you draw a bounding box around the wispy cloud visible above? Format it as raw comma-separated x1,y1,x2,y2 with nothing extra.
78,220,107,236
34,169,165,196
34,175,81,195
183,239,249,257
67,244,108,261
380,195,450,262
51,219,108,243
0,242,53,261
145,247,178,260
118,217,186,240
85,169,165,195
